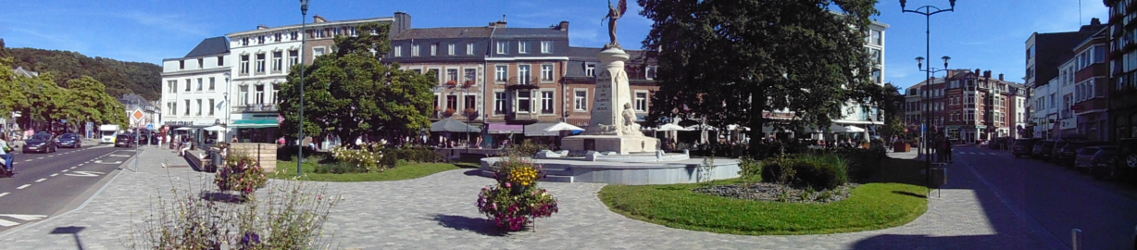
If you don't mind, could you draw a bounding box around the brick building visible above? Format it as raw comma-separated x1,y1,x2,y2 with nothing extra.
905,69,1026,143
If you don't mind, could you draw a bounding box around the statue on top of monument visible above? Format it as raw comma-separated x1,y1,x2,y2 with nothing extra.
622,102,640,134
603,0,627,49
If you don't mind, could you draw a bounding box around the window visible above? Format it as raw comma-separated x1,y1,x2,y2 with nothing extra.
185,99,191,115
217,56,224,66
255,84,265,104
464,68,477,83
238,85,248,105
197,58,203,68
541,91,554,114
168,80,177,93
446,95,457,111
585,63,596,77
240,55,249,74
169,102,176,115
464,95,477,112
185,79,191,91
540,41,552,54
871,30,882,45
274,33,281,42
446,69,459,83
574,90,587,111
518,65,531,84
430,44,437,56
257,36,264,44
541,64,553,81
635,91,648,111
179,60,185,69
290,31,298,40
209,77,215,90
208,99,215,115
393,46,402,57
496,42,506,54
466,43,475,56
518,41,529,54
272,83,280,103
495,65,508,82
411,44,420,56
313,47,326,58
272,51,283,72
289,50,299,66
645,66,658,80
255,53,265,73
494,91,505,115
517,91,532,112
447,44,455,56
241,37,248,46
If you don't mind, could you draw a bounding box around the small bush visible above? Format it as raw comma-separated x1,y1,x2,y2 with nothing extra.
216,150,268,195
738,157,762,184
331,144,385,172
835,148,885,181
508,140,546,157
476,155,558,231
313,161,369,174
761,154,848,190
381,146,442,165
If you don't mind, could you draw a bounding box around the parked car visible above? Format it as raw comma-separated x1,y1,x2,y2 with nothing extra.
1054,141,1088,166
1091,146,1120,179
1118,138,1137,184
22,132,57,153
115,134,136,148
1013,138,1039,158
1032,140,1056,158
1074,146,1106,171
55,133,82,148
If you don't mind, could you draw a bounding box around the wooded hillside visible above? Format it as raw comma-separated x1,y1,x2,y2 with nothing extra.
0,46,161,101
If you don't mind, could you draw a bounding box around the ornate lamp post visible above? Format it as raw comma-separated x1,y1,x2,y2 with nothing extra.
902,0,955,188
297,0,309,176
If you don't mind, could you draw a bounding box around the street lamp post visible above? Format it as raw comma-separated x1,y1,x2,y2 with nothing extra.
901,0,955,188
297,0,309,176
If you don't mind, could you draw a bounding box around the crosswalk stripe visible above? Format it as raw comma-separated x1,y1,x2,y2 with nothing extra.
0,218,19,227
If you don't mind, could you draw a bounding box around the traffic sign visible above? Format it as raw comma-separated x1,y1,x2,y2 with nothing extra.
131,109,144,122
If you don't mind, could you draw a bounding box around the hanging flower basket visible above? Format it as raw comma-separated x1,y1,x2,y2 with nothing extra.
446,80,458,87
462,80,475,88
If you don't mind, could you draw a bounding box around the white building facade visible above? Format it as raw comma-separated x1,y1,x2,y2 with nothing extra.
830,22,889,134
160,37,232,134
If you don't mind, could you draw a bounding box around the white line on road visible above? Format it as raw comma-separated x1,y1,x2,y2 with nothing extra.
61,169,68,172
35,157,43,160
16,184,30,190
34,178,46,183
70,166,76,169
50,173,58,177
77,163,84,166
22,160,30,162
0,218,18,227
0,192,8,198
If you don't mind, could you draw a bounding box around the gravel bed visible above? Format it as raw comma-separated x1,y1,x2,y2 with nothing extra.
693,183,859,203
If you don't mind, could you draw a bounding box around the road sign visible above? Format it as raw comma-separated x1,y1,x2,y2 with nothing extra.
147,124,155,130
131,109,144,122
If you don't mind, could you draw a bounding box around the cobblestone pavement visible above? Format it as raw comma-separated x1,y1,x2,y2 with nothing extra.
0,147,1060,250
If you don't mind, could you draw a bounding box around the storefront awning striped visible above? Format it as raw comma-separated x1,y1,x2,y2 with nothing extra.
231,119,279,128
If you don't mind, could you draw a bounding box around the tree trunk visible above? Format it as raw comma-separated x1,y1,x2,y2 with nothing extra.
748,86,766,157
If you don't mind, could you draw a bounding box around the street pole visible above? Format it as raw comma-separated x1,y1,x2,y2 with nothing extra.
901,0,955,189
298,0,309,177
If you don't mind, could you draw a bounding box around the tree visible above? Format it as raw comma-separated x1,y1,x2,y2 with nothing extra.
869,82,906,141
278,22,435,147
640,0,878,155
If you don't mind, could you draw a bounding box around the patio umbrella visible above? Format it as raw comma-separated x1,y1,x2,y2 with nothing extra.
203,125,227,132
543,122,584,132
656,123,692,131
430,118,480,133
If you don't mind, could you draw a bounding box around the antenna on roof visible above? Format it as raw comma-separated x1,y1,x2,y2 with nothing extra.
502,14,507,22
1078,0,1083,26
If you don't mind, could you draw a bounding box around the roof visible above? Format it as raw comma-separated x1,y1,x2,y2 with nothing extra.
393,26,567,40
184,37,229,58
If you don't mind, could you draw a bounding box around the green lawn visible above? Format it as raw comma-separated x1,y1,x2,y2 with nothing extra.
270,158,468,182
599,181,928,235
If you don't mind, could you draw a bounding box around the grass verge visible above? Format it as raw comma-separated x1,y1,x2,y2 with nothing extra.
599,179,928,235
271,158,467,182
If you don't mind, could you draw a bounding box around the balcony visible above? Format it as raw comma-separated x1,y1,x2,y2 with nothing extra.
240,103,279,113
505,76,540,90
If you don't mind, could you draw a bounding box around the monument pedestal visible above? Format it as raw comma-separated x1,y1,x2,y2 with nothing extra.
562,135,659,155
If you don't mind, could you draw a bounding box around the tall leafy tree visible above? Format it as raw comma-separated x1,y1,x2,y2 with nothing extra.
279,22,435,147
640,0,878,155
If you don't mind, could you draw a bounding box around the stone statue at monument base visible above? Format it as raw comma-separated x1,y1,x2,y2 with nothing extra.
561,46,659,154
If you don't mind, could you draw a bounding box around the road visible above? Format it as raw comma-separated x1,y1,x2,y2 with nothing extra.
0,144,136,233
953,145,1137,250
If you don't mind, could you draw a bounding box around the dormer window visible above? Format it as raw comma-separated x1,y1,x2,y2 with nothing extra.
540,41,552,54
517,41,528,54
496,42,506,55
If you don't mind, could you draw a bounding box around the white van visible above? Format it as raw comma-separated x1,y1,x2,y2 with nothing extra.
99,124,121,144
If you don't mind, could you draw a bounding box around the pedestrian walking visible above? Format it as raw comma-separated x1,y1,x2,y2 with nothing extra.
0,135,14,177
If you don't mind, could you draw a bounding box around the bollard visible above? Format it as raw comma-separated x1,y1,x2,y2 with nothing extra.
1071,228,1082,250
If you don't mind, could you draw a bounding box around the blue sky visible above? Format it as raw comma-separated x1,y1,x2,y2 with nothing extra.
0,0,1108,89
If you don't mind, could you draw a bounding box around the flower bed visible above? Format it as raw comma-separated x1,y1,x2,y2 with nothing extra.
215,150,267,195
476,156,558,231
694,183,858,203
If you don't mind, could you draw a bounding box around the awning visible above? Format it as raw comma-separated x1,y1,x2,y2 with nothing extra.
523,123,574,137
430,118,480,133
487,123,524,134
231,119,279,128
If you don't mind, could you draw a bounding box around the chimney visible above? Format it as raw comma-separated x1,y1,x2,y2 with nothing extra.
393,12,412,37
998,73,1004,81
1091,17,1101,26
257,25,269,30
489,15,507,28
983,70,992,79
974,69,980,76
313,15,327,23
558,21,569,31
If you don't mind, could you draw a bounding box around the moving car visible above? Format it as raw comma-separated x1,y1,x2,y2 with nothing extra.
1012,138,1039,158
22,132,57,153
55,133,82,148
114,134,136,148
99,124,120,144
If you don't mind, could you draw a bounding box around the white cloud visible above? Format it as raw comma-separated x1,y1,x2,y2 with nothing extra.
118,11,211,37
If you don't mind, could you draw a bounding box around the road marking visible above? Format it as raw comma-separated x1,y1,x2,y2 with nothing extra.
34,178,46,183
77,163,84,166
93,160,123,164
16,184,30,190
50,173,59,177
109,154,131,157
0,192,8,198
0,218,18,227
70,166,76,169
35,157,43,160
63,171,104,177
22,160,30,162
0,214,46,221
61,169,69,172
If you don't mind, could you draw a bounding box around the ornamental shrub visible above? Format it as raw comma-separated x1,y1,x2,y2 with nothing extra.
475,156,558,231
216,150,268,195
737,156,763,184
761,154,848,190
331,144,385,171
835,148,885,181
